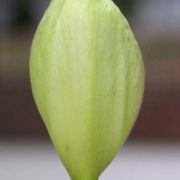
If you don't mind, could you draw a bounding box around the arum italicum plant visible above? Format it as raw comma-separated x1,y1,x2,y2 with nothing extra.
30,0,144,179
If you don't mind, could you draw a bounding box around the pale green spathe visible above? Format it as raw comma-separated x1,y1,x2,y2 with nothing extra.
30,0,144,179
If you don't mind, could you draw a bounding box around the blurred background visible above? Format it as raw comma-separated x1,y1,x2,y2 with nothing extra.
0,0,180,179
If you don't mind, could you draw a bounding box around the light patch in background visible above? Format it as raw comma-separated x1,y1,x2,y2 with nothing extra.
133,0,180,41
0,140,180,180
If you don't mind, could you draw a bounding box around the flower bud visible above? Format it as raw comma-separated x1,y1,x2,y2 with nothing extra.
30,0,144,179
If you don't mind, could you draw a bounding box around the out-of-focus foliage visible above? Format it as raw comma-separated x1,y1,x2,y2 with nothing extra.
13,0,31,27
115,0,138,17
